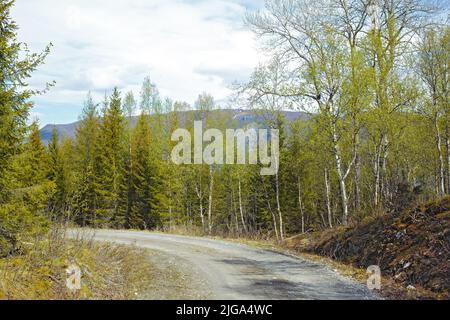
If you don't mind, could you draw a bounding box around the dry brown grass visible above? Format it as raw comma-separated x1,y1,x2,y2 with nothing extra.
0,228,152,300
157,224,280,242
156,224,205,237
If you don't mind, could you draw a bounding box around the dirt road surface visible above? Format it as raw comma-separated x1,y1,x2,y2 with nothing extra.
73,230,378,300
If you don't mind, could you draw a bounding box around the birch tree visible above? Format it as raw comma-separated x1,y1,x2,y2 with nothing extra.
245,0,360,225
417,26,450,196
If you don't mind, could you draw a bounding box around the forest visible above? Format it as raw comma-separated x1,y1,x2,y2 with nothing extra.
1,0,449,260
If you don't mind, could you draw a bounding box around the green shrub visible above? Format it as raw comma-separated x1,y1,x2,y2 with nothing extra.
0,202,50,257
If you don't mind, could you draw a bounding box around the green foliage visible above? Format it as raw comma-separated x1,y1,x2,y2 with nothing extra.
13,122,50,186
0,0,51,196
0,203,48,257
47,129,75,220
3,0,449,243
96,88,127,226
0,122,55,256
72,93,101,226
0,0,53,254
119,113,157,229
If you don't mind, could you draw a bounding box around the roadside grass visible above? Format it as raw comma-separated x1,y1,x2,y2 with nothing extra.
0,228,152,300
155,224,205,237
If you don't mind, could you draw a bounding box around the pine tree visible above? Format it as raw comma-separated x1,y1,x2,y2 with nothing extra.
97,88,126,227
0,0,52,202
73,93,101,226
47,128,71,220
118,91,137,228
129,113,158,229
0,0,52,256
17,121,50,186
10,121,54,213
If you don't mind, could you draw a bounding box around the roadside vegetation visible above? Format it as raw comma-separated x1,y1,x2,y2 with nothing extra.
0,228,152,300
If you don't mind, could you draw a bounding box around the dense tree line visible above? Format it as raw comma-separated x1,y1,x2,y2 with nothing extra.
1,0,449,253
46,0,447,240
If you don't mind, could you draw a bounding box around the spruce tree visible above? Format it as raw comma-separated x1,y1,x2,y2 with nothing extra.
118,91,137,228
97,88,126,227
0,0,52,255
20,121,50,185
11,121,54,212
47,128,70,220
73,93,101,226
129,113,157,229
0,0,52,201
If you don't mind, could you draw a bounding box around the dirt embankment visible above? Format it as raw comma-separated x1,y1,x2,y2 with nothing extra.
286,197,450,299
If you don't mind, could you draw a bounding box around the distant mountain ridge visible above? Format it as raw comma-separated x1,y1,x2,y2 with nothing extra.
40,109,309,144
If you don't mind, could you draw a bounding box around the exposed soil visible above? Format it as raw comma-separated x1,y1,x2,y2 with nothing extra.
285,197,450,300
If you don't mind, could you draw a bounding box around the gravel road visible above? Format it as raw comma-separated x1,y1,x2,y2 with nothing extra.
75,230,378,300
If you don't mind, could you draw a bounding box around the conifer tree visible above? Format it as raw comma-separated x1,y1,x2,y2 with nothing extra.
9,120,54,215
0,0,52,255
47,128,73,220
0,0,52,201
97,88,127,227
47,129,62,212
129,113,157,229
73,93,101,226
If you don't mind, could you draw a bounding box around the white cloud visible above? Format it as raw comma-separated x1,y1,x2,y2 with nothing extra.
11,0,265,124
28,112,44,124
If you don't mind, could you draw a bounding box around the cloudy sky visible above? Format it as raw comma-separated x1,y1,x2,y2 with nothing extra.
11,0,266,125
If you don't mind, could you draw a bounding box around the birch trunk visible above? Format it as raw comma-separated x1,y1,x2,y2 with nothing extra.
195,178,205,232
354,152,361,212
331,121,350,226
435,119,446,195
265,186,279,241
374,136,383,208
381,137,390,202
297,177,305,234
207,167,214,234
324,168,333,229
275,173,284,240
447,132,450,194
238,177,248,234
231,187,240,234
